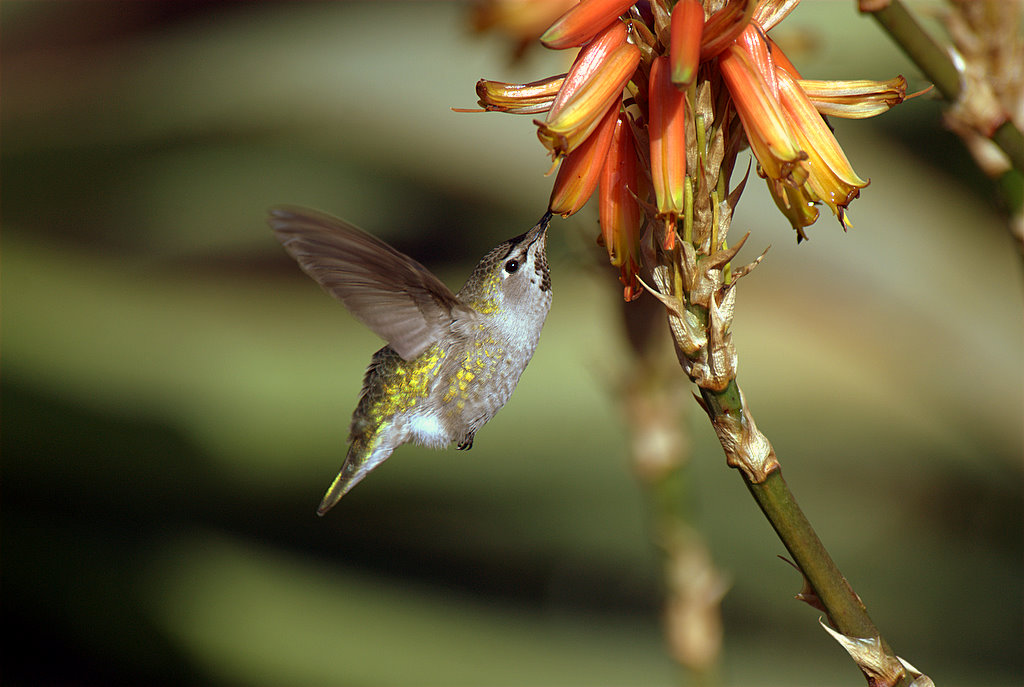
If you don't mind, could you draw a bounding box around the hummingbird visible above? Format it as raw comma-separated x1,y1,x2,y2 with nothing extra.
270,206,553,515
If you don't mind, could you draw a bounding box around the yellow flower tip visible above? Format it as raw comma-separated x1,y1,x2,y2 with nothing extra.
648,56,687,223
540,0,637,49
542,154,561,177
837,207,853,232
670,0,704,89
536,21,639,158
799,75,910,119
548,101,620,217
775,68,870,222
765,177,818,239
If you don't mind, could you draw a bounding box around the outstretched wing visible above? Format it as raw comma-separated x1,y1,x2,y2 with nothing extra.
270,206,463,360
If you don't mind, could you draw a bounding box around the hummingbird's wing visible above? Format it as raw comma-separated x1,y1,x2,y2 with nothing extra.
270,206,466,361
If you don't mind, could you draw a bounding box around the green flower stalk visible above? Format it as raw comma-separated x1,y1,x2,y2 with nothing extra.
466,1,931,684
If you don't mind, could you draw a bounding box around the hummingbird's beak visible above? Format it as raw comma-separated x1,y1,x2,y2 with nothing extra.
528,211,553,241
513,211,552,248
539,211,554,232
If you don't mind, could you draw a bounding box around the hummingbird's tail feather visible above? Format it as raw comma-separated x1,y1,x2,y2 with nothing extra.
316,470,355,517
316,441,393,516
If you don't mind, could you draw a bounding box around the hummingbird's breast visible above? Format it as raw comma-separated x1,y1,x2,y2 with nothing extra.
435,323,535,435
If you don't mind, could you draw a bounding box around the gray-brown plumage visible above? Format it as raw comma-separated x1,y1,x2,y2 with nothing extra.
270,207,552,514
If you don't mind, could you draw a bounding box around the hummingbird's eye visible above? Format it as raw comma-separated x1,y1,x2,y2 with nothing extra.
504,259,520,274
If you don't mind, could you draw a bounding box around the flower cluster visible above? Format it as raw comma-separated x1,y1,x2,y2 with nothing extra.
468,0,908,298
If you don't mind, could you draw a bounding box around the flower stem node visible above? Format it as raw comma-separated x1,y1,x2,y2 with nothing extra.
818,620,924,687
698,386,779,484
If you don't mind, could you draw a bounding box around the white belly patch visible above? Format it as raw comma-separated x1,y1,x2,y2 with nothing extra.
406,413,451,449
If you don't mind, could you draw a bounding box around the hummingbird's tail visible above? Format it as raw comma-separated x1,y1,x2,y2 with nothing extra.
316,441,392,516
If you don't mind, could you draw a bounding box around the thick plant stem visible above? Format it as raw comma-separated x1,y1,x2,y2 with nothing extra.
698,383,880,639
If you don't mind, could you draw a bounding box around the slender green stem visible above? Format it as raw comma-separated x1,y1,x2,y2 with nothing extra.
865,0,1024,173
698,383,913,686
744,470,884,644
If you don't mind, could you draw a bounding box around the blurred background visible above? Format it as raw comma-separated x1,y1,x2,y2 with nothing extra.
2,1,1021,685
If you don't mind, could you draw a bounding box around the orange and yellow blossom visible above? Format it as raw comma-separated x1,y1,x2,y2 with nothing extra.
719,21,906,238
536,20,639,159
463,0,911,293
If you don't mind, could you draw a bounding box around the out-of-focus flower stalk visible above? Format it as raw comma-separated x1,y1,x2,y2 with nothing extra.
861,0,1023,251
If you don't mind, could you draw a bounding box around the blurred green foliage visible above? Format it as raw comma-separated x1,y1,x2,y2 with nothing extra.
2,2,1021,685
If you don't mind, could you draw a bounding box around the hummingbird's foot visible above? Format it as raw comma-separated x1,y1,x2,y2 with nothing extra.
457,434,475,451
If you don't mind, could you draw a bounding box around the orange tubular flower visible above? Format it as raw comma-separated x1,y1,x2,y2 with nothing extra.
775,68,868,229
599,112,643,300
719,40,809,187
536,21,639,159
798,76,908,119
468,75,566,114
649,56,688,249
548,19,629,119
699,0,757,60
541,0,637,49
670,0,705,89
768,36,802,79
549,102,620,217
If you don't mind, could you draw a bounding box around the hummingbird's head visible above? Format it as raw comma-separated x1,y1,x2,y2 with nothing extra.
459,212,553,338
